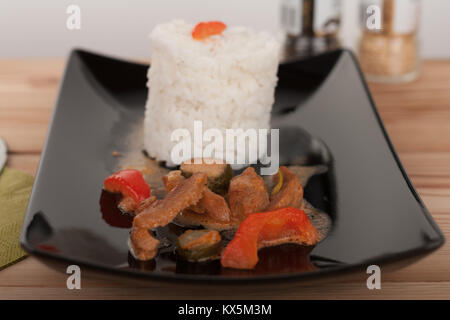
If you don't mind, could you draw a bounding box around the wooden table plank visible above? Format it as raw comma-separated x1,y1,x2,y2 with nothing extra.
0,59,449,299
6,154,41,176
0,59,63,153
369,61,450,153
1,258,450,300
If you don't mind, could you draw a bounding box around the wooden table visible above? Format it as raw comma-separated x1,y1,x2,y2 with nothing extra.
0,59,449,299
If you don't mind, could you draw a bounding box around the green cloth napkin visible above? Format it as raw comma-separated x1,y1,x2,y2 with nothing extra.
0,167,34,270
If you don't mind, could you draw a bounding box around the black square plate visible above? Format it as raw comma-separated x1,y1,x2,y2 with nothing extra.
20,49,444,282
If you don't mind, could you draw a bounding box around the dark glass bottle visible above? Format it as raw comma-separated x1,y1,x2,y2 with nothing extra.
281,0,342,61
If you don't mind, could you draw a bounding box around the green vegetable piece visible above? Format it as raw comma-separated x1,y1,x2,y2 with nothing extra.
180,158,233,194
176,229,222,261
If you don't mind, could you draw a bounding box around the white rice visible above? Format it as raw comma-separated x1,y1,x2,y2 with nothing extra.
144,20,280,166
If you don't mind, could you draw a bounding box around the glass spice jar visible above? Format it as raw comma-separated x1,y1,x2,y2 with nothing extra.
280,0,342,61
358,0,421,83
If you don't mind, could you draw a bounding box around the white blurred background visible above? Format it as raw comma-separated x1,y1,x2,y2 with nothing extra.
1,0,449,58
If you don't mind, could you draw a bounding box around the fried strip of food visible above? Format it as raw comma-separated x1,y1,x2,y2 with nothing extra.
163,170,185,192
118,196,139,213
164,170,231,222
199,189,231,222
267,166,303,211
133,172,207,229
163,170,205,214
175,210,238,231
129,173,207,261
129,228,160,261
135,195,158,215
120,195,157,215
221,207,319,270
228,167,269,222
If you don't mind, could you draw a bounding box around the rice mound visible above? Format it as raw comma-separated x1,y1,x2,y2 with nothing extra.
144,20,280,166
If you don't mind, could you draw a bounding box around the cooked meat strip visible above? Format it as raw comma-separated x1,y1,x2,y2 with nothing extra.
119,194,158,215
163,170,206,214
135,195,158,215
133,172,207,229
228,167,269,222
198,189,231,222
162,170,185,193
175,209,238,231
129,173,207,261
163,170,231,222
129,227,160,261
267,166,303,211
118,196,139,213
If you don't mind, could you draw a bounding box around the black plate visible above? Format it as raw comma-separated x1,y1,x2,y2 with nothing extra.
20,49,444,282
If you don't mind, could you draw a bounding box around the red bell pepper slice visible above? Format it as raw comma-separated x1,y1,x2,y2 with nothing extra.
221,207,319,269
192,21,226,40
103,169,150,204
